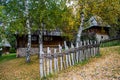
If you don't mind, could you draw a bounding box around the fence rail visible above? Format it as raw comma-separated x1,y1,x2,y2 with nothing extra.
39,40,100,78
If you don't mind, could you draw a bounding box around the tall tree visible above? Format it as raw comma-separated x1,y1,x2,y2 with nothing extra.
25,0,31,63
68,0,120,42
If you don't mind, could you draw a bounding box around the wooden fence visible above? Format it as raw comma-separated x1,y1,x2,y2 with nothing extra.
39,40,100,78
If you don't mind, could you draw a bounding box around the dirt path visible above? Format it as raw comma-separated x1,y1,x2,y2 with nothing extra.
52,46,120,80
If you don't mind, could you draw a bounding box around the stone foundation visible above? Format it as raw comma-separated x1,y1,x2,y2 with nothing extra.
16,48,39,57
16,47,59,57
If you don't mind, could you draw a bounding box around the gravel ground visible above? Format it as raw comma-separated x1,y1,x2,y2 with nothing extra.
52,46,120,80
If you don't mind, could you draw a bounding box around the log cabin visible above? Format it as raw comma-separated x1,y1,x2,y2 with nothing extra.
82,16,110,42
16,29,65,57
1,38,11,54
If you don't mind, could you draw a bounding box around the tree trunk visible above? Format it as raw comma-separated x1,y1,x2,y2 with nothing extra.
25,0,31,63
76,13,85,45
39,23,44,78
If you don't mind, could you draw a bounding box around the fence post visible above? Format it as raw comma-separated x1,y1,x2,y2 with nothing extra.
80,41,84,61
59,44,63,71
54,49,57,72
97,42,100,54
94,41,97,56
97,41,100,55
71,43,75,65
76,42,79,63
53,49,59,73
83,41,86,60
64,41,69,67
90,40,93,57
48,49,53,74
87,40,90,58
46,47,50,75
39,50,44,78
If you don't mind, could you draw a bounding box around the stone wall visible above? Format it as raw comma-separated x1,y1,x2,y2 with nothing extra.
16,47,59,57
16,48,39,57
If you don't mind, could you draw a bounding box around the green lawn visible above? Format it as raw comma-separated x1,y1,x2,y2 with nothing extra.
0,53,16,63
100,40,120,47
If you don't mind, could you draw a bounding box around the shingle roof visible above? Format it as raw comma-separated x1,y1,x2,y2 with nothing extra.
83,16,110,30
1,38,11,47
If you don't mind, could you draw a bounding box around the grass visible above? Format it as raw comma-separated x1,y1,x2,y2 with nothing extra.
100,40,120,47
0,46,120,80
0,53,16,63
53,46,120,80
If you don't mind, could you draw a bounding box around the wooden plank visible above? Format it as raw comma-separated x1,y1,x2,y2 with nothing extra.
59,44,63,70
71,43,75,65
64,41,69,67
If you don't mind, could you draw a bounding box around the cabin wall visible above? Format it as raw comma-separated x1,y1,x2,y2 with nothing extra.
2,47,10,54
96,34,109,42
83,27,110,41
16,35,64,57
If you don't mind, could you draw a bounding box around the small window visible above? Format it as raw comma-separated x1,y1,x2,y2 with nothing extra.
101,36,103,39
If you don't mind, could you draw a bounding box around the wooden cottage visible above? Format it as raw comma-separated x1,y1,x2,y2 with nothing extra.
1,38,11,54
83,16,110,42
16,29,65,57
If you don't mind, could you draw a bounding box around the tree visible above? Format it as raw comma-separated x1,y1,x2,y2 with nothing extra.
67,0,120,42
1,0,70,63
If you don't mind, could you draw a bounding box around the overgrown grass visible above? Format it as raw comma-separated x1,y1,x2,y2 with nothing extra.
100,40,120,47
0,53,16,63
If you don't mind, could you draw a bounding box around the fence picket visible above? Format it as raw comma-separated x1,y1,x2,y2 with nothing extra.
59,44,63,70
40,40,100,79
94,41,96,56
87,40,90,58
83,41,86,60
76,42,79,63
90,40,93,57
47,47,53,74
79,41,82,62
46,47,50,75
64,41,69,67
71,43,75,65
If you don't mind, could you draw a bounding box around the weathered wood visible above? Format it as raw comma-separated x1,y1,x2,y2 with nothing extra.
83,41,86,60
59,44,63,70
64,41,69,67
54,49,59,72
49,49,53,74
76,42,79,63
71,43,75,65
47,47,50,75
79,41,82,62
90,40,93,57
97,41,100,55
43,53,46,77
40,40,100,78
87,40,90,58
94,41,96,56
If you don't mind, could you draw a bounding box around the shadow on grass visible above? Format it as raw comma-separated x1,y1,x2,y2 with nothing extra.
0,53,16,63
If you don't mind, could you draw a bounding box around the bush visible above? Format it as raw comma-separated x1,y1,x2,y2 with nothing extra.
10,48,16,53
